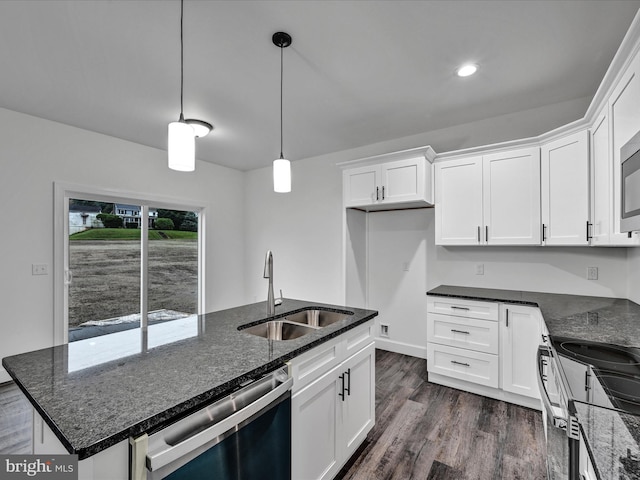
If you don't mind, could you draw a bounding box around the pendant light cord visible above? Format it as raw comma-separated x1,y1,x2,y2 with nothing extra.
179,0,184,120
279,42,284,159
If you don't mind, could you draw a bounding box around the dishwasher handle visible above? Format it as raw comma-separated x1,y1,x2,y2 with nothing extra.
145,373,293,472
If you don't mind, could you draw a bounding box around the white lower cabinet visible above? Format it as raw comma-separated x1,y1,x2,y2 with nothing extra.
291,323,375,480
427,297,542,410
500,304,542,399
427,343,499,388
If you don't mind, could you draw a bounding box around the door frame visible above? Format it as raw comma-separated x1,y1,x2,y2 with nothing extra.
53,182,206,345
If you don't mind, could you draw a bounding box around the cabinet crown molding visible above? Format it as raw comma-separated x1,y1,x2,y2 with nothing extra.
337,145,436,169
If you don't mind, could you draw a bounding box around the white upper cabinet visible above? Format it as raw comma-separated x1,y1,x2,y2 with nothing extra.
591,112,612,245
608,49,640,245
436,147,541,246
343,152,434,211
483,147,541,245
435,156,483,245
541,130,590,245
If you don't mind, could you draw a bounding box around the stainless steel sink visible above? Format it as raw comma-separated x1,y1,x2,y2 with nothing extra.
242,321,318,341
283,309,352,328
240,309,353,341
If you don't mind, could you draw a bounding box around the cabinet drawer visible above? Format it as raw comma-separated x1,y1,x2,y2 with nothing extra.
344,321,374,355
427,313,499,354
427,296,499,321
427,343,499,388
289,336,342,394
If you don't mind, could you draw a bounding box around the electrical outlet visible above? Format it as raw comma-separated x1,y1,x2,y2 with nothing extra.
402,262,409,272
587,267,598,280
380,324,389,337
32,263,48,276
476,264,484,275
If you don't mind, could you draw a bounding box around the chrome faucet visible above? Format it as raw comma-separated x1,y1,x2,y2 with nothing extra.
264,250,276,315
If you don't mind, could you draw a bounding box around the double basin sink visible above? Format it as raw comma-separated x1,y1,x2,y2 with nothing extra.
240,308,353,341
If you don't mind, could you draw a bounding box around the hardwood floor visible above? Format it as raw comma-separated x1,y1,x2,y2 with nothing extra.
336,350,547,480
0,381,31,454
0,351,547,479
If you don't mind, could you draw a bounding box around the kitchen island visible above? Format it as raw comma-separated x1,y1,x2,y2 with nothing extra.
2,299,378,466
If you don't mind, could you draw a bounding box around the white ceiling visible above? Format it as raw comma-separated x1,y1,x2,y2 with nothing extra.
0,0,638,171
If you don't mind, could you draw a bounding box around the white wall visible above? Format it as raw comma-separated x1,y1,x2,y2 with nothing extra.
0,108,245,382
243,156,344,305
628,248,640,303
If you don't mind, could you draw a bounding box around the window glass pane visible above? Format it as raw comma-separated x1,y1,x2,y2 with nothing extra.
148,208,198,320
68,199,141,342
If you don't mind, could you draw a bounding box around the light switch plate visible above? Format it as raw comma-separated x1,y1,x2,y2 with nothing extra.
32,263,48,275
476,264,484,275
587,267,598,280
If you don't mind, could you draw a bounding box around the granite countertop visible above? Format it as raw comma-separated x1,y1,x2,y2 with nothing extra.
2,299,378,460
427,285,640,479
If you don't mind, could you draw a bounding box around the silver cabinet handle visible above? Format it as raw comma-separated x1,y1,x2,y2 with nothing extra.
586,220,593,241
382,186,385,200
485,225,488,243
451,306,470,311
451,360,470,367
450,329,470,334
376,187,380,201
477,226,481,243
506,308,509,327
542,224,547,242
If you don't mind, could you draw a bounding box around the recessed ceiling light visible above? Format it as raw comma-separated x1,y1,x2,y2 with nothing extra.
456,64,478,77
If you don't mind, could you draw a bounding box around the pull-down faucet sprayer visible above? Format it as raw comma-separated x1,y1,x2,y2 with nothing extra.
264,250,275,315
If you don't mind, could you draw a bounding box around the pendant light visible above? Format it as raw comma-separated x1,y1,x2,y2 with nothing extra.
168,0,212,172
273,32,292,193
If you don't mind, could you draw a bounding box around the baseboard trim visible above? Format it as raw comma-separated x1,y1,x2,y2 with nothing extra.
374,338,427,359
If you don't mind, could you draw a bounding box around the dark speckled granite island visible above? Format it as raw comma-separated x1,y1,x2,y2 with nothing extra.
1,299,377,460
427,285,640,480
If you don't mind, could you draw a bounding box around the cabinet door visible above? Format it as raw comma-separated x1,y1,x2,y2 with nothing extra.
541,130,590,245
483,147,541,245
344,165,379,208
591,113,612,245
500,305,542,399
339,342,375,460
380,157,425,204
292,364,341,480
435,156,483,245
609,51,640,245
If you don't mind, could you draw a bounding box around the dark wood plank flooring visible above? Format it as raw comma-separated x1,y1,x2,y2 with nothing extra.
0,381,31,454
0,351,547,480
336,350,547,480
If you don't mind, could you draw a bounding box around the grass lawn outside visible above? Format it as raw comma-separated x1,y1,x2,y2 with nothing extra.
70,228,197,241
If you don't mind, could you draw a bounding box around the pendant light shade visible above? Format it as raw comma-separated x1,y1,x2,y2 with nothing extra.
167,0,210,172
272,32,292,193
273,157,291,193
168,115,195,171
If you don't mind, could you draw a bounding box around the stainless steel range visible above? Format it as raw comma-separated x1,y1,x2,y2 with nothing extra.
537,335,640,480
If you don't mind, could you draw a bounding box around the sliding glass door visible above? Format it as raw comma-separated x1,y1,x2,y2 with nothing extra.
64,196,200,343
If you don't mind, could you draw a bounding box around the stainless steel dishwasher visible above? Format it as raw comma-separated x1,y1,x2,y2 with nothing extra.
131,367,293,480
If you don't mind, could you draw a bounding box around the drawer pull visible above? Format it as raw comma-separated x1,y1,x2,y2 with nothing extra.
450,329,470,335
451,360,470,367
450,306,470,311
